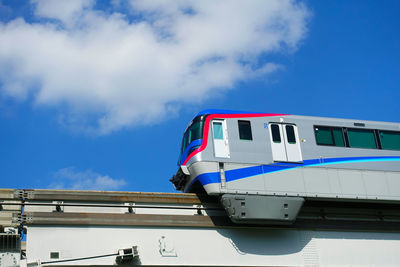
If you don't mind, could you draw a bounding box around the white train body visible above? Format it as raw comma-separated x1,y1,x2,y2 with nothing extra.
171,110,400,224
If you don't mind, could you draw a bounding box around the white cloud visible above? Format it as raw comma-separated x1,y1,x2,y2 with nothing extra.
0,0,310,134
50,167,126,190
31,0,95,27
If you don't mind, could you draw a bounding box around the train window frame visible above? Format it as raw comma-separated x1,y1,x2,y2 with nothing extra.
285,125,296,144
212,121,224,140
238,120,253,141
314,126,334,146
270,124,281,143
347,128,378,149
314,124,400,151
378,130,400,150
314,126,345,147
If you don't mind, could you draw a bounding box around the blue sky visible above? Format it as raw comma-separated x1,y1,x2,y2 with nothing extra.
0,0,399,192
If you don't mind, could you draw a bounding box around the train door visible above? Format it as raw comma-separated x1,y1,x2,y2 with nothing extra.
269,123,302,162
212,120,230,158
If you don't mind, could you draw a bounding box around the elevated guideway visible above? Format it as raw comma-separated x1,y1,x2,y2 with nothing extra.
0,189,21,229
1,189,400,266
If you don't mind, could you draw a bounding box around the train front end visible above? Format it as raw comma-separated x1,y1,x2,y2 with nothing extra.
170,113,208,193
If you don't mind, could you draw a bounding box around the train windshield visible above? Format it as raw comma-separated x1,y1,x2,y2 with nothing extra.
181,120,204,154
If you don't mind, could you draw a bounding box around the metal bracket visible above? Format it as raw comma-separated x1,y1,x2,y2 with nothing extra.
13,190,24,200
3,227,17,234
25,215,33,223
219,162,226,189
193,205,204,216
11,214,23,224
159,236,177,257
25,191,34,200
125,203,136,214
221,194,304,225
116,246,139,265
53,201,64,212
14,190,34,200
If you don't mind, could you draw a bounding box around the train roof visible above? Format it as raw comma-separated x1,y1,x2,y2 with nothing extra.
195,109,400,126
196,109,266,116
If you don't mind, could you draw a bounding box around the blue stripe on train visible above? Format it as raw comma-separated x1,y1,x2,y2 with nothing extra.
184,156,400,192
179,139,203,165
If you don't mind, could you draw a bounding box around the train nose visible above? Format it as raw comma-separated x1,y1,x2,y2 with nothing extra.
170,168,187,191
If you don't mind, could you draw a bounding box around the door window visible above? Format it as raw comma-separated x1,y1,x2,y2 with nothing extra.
213,122,223,139
285,125,296,144
271,124,281,143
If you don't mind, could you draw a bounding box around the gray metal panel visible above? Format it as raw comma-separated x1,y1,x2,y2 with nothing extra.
225,118,272,164
362,170,390,198
188,162,218,181
227,175,265,194
302,168,331,195
204,162,400,201
185,161,220,194
338,169,366,197
264,168,305,194
387,172,400,197
224,163,264,194
326,168,342,195
221,194,304,224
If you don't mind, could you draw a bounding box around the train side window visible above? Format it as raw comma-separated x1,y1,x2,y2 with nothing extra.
238,120,253,141
347,128,377,149
379,131,400,150
271,124,281,143
332,128,345,147
315,126,345,147
285,125,296,144
315,126,334,145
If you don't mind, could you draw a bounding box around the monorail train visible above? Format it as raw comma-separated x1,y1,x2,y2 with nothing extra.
171,109,400,224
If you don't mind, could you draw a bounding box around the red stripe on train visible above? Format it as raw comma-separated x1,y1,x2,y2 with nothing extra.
182,113,287,166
